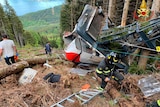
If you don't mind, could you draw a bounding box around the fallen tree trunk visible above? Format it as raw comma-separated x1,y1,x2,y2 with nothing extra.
0,56,54,80
25,56,54,65
0,61,29,80
108,86,135,107
108,85,121,99
107,83,145,107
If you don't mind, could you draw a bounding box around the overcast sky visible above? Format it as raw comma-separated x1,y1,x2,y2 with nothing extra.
0,0,65,16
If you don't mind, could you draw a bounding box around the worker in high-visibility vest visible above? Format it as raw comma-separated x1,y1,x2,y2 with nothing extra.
155,100,160,107
146,99,160,107
96,52,124,91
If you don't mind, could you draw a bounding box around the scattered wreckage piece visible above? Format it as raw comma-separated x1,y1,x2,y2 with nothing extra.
43,72,61,83
50,89,102,107
0,61,29,80
19,68,38,85
69,68,94,76
138,75,160,98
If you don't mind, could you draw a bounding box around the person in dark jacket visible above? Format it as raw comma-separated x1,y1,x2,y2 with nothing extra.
96,52,124,91
146,99,160,107
45,42,52,56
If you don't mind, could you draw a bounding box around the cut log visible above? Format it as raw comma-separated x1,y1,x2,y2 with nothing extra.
0,56,54,80
108,86,133,107
0,61,29,80
108,85,121,99
107,84,144,107
25,56,54,65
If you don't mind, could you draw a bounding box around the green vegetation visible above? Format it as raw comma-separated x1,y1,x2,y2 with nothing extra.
128,62,146,75
19,6,61,33
0,1,63,48
0,0,93,48
0,1,24,47
60,0,89,32
19,5,62,48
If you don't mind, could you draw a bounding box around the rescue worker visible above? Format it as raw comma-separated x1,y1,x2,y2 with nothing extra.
96,52,124,91
146,99,160,107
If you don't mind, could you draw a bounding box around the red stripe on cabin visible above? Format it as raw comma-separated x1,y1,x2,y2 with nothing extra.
65,52,80,63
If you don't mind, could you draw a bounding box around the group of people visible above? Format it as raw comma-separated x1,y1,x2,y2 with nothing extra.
0,34,159,106
0,34,127,89
0,34,124,90
0,34,52,65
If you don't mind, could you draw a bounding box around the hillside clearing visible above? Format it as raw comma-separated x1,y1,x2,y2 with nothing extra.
0,47,160,107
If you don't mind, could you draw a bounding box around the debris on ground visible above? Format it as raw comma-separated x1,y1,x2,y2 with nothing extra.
0,48,160,107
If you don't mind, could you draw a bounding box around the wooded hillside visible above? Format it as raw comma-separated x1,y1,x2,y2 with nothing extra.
19,5,61,32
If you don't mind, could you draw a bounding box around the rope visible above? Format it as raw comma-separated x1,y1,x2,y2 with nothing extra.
96,47,160,60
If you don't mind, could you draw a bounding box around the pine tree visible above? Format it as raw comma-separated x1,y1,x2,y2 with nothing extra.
4,0,24,47
0,4,7,34
60,0,92,32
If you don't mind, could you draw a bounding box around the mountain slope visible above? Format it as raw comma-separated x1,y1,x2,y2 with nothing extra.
19,5,61,33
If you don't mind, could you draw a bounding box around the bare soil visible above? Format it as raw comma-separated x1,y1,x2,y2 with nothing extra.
0,47,160,107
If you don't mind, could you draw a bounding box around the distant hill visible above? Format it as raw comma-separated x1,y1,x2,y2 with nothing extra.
19,5,61,34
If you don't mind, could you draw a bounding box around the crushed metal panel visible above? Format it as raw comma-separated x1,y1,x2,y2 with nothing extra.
77,4,105,41
19,68,38,85
70,68,93,76
86,10,105,40
138,75,160,97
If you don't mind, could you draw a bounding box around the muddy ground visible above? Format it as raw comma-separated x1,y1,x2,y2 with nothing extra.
0,48,160,107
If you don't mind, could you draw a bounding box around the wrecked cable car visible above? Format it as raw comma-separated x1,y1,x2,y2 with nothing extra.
63,4,160,70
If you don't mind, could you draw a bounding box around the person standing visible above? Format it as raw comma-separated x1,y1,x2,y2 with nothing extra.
0,34,18,65
45,42,52,56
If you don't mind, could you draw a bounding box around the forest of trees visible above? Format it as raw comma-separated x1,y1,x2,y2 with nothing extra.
0,1,24,47
0,0,58,48
60,0,160,32
0,0,160,50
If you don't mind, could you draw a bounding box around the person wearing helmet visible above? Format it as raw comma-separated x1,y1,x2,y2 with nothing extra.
96,52,124,91
146,99,160,107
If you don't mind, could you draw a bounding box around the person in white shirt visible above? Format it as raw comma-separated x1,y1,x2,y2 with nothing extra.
0,34,18,65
